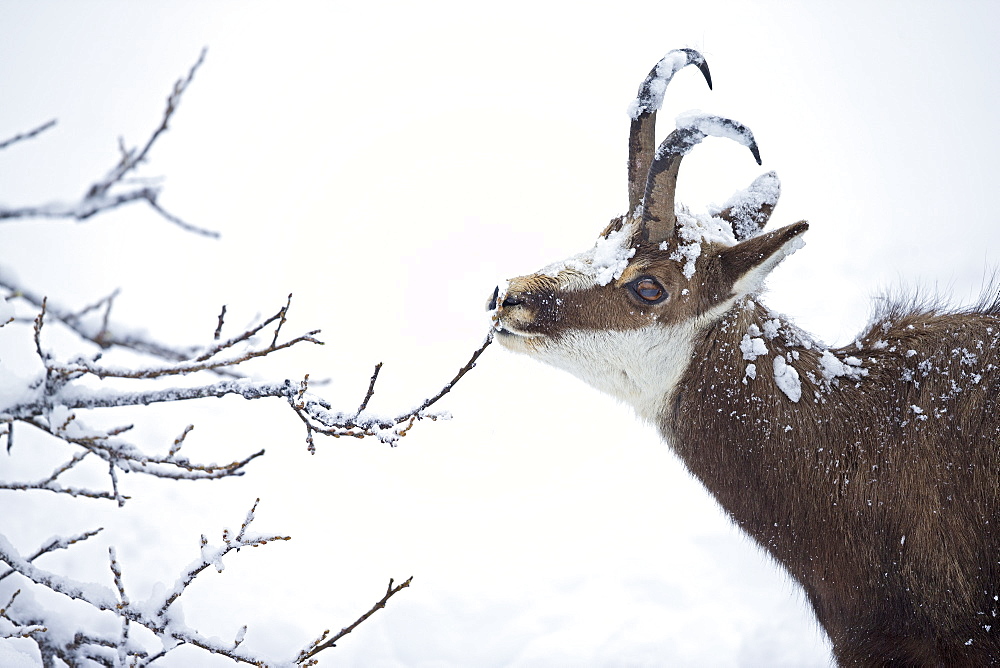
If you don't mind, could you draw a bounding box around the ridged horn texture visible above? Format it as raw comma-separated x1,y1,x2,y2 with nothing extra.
627,49,712,214
638,115,762,246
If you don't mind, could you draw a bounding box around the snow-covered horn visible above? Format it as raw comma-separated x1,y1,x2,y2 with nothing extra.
627,49,712,214
638,114,761,246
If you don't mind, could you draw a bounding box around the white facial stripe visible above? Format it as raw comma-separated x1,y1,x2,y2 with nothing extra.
520,323,698,424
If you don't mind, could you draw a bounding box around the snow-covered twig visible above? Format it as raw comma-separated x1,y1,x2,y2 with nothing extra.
0,529,104,584
0,43,492,666
291,333,493,448
0,590,46,640
151,499,289,617
0,274,221,373
3,287,492,513
0,501,297,666
0,450,119,501
0,49,215,237
0,292,321,502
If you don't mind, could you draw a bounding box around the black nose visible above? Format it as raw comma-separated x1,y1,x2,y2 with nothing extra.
488,286,526,311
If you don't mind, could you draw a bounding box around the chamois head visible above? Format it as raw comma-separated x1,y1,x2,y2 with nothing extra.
489,49,807,421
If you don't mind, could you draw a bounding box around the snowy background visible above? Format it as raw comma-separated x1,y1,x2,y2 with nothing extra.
2,1,1000,665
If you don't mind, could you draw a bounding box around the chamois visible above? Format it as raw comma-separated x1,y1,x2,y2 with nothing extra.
490,49,1000,665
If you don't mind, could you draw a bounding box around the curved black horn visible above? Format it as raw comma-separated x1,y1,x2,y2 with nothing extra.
627,49,712,214
639,115,761,246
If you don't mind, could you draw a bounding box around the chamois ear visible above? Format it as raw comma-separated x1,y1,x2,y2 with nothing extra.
718,220,808,298
713,171,781,241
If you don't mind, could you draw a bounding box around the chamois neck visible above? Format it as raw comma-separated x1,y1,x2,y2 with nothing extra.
685,297,866,411
660,296,866,534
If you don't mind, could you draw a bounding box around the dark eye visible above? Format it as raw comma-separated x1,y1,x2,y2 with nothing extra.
630,277,667,303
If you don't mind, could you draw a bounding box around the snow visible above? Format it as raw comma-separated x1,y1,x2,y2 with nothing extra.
709,171,781,240
0,535,118,611
741,331,769,361
626,49,704,120
0,370,39,417
782,234,807,259
541,224,636,286
772,356,802,402
5,4,998,666
667,209,739,279
0,640,39,668
818,350,868,382
201,539,227,574
762,318,782,340
674,110,759,159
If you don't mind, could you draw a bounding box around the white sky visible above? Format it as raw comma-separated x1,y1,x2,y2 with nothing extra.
2,1,999,665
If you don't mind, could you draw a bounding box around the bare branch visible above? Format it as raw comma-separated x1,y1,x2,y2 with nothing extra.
109,547,128,608
405,332,493,419
145,196,217,238
108,460,124,507
87,48,206,200
108,546,133,665
153,499,290,616
290,333,493,446
270,293,292,348
0,42,499,666
0,49,215,237
12,380,292,417
25,414,264,479
32,295,47,361
53,329,322,379
0,450,121,501
5,278,493,451
192,295,315,365
0,479,118,501
168,424,195,456
357,363,383,415
0,275,221,372
297,576,413,664
214,304,228,340
0,119,57,151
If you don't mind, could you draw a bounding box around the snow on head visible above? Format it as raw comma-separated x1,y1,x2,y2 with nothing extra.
542,224,636,286
664,209,739,279
708,171,781,241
